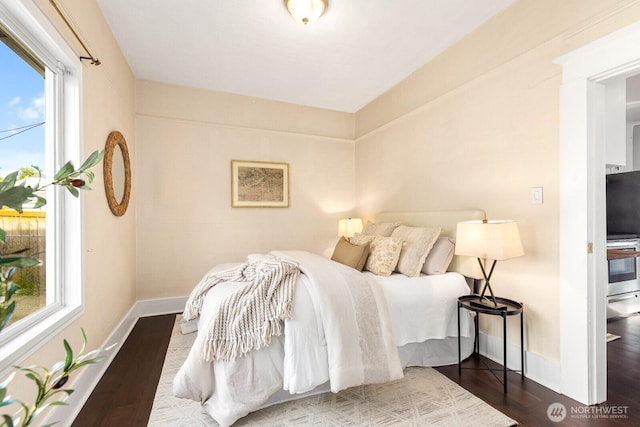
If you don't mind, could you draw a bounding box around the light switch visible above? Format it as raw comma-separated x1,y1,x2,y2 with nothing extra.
531,187,543,205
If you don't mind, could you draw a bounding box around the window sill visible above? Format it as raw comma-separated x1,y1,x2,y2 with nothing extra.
0,304,83,374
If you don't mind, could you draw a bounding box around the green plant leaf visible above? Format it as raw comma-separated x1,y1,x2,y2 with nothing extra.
4,248,31,257
79,150,104,171
77,349,99,363
7,282,18,299
24,372,42,387
63,340,73,371
32,196,46,209
0,302,15,331
0,171,19,190
0,186,36,212
0,373,15,391
0,229,5,243
66,358,101,373
1,414,14,427
49,361,64,372
0,257,41,269
41,389,72,400
65,185,79,198
31,399,69,421
17,365,44,373
74,346,116,366
0,401,5,414
0,396,15,408
53,161,74,181
79,329,88,355
0,384,6,403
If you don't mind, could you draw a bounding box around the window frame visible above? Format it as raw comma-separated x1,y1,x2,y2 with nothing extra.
0,0,84,370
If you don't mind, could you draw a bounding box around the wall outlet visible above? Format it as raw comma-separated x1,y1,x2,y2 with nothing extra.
531,187,543,204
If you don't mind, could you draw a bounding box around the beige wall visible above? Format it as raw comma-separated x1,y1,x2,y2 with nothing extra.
355,0,640,365
8,0,137,409
135,81,356,299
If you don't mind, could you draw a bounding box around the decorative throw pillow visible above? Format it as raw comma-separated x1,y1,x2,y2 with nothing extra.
331,237,370,271
391,225,441,277
351,233,404,276
362,221,401,237
422,236,456,275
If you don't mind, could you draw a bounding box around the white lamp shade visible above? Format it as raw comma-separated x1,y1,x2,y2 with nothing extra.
338,218,363,238
455,220,524,260
285,0,327,25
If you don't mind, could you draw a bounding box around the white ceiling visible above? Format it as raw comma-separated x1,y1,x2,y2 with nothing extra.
96,0,515,113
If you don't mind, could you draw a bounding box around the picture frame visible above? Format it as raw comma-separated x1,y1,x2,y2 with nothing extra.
231,160,290,208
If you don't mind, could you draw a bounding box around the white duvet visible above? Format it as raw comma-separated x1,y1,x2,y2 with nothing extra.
368,271,473,346
174,250,404,426
173,250,474,426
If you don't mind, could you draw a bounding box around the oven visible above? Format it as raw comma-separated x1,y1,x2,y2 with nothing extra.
607,238,640,296
606,238,640,318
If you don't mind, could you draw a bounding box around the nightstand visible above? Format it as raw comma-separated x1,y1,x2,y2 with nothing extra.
457,294,524,393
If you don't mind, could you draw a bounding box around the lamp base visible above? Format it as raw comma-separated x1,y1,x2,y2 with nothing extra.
472,260,507,310
469,297,507,311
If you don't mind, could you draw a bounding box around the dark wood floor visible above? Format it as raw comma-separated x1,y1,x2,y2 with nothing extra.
72,313,640,426
437,313,640,426
72,315,176,427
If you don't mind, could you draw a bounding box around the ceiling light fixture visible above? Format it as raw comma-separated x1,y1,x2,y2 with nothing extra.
285,0,327,25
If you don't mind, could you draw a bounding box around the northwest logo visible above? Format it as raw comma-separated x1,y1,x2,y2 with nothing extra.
547,402,567,422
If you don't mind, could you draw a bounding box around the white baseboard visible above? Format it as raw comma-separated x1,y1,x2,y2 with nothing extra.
478,331,561,393
136,296,187,318
41,296,187,427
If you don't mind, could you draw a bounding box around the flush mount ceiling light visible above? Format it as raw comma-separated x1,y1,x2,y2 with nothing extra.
285,0,327,25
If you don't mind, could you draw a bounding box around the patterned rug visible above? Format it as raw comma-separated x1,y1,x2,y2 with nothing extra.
149,318,517,426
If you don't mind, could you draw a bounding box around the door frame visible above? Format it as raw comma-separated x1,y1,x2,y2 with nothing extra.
556,21,640,405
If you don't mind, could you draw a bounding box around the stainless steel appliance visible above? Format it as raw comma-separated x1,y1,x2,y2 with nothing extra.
606,237,640,318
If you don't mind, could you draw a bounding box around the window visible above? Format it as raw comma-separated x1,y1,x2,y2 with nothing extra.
0,0,83,368
1,21,47,327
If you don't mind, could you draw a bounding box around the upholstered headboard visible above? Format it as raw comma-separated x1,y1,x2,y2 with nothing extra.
375,210,486,279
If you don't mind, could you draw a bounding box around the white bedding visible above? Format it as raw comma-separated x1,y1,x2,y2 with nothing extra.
277,250,403,393
174,251,474,426
368,271,473,346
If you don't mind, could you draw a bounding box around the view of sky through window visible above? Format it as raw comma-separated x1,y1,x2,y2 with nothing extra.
0,40,45,177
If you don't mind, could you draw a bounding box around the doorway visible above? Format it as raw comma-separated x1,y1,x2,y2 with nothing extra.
556,21,640,405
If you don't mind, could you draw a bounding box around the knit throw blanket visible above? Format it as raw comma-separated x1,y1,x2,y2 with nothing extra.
183,256,300,362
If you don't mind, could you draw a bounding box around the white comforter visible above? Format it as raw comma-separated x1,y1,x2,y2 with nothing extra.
368,271,473,346
174,250,403,426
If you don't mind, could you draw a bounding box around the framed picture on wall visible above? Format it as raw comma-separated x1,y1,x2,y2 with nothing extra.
231,160,290,208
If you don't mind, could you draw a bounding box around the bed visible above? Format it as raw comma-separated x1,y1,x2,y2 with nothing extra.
173,210,485,426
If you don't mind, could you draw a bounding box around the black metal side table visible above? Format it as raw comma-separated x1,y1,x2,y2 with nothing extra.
457,294,524,393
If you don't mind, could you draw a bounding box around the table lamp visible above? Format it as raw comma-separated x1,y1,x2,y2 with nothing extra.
338,218,363,239
455,219,524,309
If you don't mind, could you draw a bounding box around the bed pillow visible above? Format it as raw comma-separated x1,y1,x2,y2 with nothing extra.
350,233,404,276
422,236,456,275
362,221,401,237
331,237,370,271
391,225,441,277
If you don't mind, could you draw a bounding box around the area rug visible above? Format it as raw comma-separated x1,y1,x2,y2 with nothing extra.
148,318,518,426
